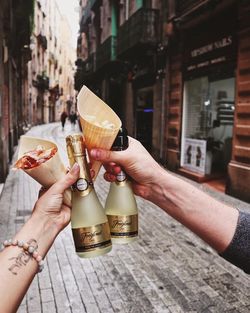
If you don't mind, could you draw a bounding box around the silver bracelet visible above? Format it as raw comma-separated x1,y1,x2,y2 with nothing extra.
1,239,45,273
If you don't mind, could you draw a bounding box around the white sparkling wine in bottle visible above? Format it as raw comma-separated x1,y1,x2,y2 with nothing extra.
66,134,112,258
105,127,138,244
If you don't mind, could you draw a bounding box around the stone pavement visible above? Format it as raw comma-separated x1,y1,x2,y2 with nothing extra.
0,122,250,313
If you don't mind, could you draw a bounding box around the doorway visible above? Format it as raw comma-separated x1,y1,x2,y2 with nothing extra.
135,87,153,152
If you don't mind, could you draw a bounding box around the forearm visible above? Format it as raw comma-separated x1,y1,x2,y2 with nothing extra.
0,214,59,313
149,169,239,253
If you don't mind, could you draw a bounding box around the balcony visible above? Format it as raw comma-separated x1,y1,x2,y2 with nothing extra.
74,54,96,91
176,0,206,14
89,0,100,10
80,0,101,28
80,8,91,29
96,36,117,70
37,33,47,50
33,74,49,90
117,8,159,57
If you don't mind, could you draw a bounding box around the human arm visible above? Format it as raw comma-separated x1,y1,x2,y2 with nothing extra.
90,137,249,273
0,163,79,313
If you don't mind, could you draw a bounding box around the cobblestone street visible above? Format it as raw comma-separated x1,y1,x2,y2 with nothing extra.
0,122,250,313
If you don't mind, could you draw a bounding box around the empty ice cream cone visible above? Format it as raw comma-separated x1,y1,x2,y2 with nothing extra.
16,136,71,206
77,86,121,179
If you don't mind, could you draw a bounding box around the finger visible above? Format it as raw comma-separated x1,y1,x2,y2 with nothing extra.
103,162,117,170
47,163,80,195
90,168,95,179
103,162,121,175
104,172,117,182
90,149,125,164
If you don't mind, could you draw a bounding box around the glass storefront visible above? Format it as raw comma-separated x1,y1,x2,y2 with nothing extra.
181,76,235,175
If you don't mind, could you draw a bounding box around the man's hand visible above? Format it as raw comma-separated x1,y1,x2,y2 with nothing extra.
90,137,164,200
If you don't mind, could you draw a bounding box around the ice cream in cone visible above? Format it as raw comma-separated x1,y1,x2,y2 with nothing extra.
77,85,121,179
15,136,71,206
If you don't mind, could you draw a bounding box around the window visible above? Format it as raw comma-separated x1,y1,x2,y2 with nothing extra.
181,76,235,174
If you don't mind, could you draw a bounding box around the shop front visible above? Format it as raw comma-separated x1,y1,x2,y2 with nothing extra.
135,87,153,152
179,11,237,181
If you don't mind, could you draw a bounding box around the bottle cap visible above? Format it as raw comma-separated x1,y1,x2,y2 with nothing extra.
112,127,128,151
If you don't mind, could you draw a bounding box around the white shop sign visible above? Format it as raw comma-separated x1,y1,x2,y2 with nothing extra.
183,138,207,174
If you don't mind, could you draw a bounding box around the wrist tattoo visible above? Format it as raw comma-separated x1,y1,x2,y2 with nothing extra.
8,239,38,276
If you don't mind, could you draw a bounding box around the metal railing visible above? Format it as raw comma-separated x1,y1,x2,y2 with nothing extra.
80,0,100,27
89,0,99,10
96,36,117,70
117,8,159,56
80,6,91,28
34,74,49,90
176,0,207,15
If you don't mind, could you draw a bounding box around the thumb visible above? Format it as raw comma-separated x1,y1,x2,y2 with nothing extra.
90,149,125,165
47,163,80,195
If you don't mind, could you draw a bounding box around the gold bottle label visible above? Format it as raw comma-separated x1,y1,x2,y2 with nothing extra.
107,214,138,238
72,222,111,252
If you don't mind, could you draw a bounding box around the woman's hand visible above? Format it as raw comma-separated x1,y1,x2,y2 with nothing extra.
90,137,164,201
33,163,80,233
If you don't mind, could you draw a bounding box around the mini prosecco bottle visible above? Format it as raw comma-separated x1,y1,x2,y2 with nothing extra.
105,127,138,244
66,134,112,258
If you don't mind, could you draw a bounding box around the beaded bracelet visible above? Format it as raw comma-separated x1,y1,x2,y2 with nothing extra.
2,239,45,273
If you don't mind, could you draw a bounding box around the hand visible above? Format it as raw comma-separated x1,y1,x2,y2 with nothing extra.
33,163,80,233
90,137,164,201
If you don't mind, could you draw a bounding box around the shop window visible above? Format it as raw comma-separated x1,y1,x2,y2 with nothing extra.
181,76,235,175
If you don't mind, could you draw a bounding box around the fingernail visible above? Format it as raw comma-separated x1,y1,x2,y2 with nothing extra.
71,163,79,173
90,149,100,159
114,166,121,174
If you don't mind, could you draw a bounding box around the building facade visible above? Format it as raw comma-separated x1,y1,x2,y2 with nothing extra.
76,0,250,202
165,0,250,202
57,17,76,120
75,0,167,159
28,0,49,125
28,0,76,125
0,0,34,183
0,0,76,184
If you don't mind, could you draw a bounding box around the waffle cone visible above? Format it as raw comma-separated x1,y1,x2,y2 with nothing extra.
17,136,71,206
77,86,121,179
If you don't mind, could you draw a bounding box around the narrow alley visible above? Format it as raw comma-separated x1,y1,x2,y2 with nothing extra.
0,122,249,313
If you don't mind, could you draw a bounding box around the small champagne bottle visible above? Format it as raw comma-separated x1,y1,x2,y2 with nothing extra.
105,127,138,244
66,134,112,258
